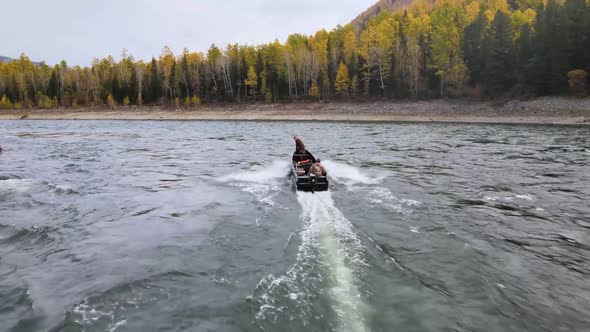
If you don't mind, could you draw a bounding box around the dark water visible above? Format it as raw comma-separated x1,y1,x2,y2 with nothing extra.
0,120,589,332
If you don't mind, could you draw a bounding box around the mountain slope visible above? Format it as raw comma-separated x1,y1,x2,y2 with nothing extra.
351,0,431,27
0,55,42,65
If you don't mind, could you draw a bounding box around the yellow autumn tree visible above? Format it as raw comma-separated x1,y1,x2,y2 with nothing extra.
245,66,257,100
359,14,396,95
568,69,588,95
465,1,480,24
523,8,536,24
310,80,320,100
106,94,117,109
430,1,467,97
335,61,351,98
191,95,201,108
0,95,13,109
342,25,358,67
485,0,510,21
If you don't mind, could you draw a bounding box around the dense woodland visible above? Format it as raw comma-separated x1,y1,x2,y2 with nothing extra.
0,0,589,109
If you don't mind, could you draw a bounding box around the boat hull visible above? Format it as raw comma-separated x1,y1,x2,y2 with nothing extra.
292,168,329,192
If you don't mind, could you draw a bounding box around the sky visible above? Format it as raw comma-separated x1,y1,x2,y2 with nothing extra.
4,0,376,66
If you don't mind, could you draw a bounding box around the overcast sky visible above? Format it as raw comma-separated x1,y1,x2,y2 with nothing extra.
4,0,376,66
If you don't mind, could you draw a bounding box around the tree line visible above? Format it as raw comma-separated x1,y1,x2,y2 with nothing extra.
0,0,589,110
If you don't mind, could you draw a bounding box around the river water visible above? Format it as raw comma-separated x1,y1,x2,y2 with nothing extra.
0,120,589,332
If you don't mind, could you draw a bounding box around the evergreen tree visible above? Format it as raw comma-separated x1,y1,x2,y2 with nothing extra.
149,58,161,103
531,0,569,95
112,71,122,102
463,13,488,85
169,60,177,99
130,67,138,104
516,24,534,90
180,52,191,98
563,0,589,70
48,67,59,98
485,11,515,95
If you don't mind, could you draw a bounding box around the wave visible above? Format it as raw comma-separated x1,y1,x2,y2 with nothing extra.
483,193,536,202
319,161,422,218
70,303,127,332
64,282,150,332
217,160,291,209
367,187,421,214
252,191,369,332
0,175,22,181
218,160,290,184
61,270,203,332
0,224,57,248
0,178,79,196
42,181,78,195
481,193,547,216
322,160,384,187
0,178,32,194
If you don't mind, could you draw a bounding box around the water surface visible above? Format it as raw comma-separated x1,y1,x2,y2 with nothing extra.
1,120,589,332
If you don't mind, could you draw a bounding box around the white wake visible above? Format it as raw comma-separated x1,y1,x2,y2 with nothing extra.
253,191,369,332
297,191,369,332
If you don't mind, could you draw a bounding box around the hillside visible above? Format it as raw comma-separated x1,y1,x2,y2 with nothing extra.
351,0,431,27
0,55,41,65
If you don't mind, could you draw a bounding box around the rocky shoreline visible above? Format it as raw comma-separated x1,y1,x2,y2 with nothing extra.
0,97,588,125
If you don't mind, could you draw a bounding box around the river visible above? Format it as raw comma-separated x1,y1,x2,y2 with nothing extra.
0,120,589,332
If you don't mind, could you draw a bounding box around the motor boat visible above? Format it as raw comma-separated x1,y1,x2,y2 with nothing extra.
292,150,329,192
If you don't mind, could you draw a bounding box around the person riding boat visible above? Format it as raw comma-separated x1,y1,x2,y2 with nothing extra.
293,136,305,154
293,136,312,163
309,158,327,177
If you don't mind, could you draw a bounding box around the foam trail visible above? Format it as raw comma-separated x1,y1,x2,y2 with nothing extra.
322,160,383,186
297,191,368,332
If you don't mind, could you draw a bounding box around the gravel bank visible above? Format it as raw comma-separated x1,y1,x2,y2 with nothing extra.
0,97,588,125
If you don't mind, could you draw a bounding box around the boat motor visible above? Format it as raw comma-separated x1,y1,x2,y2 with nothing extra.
309,173,317,193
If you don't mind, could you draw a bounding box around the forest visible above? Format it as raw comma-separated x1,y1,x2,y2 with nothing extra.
0,0,589,110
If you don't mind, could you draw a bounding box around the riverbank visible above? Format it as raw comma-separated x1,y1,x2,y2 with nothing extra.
1,97,588,125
